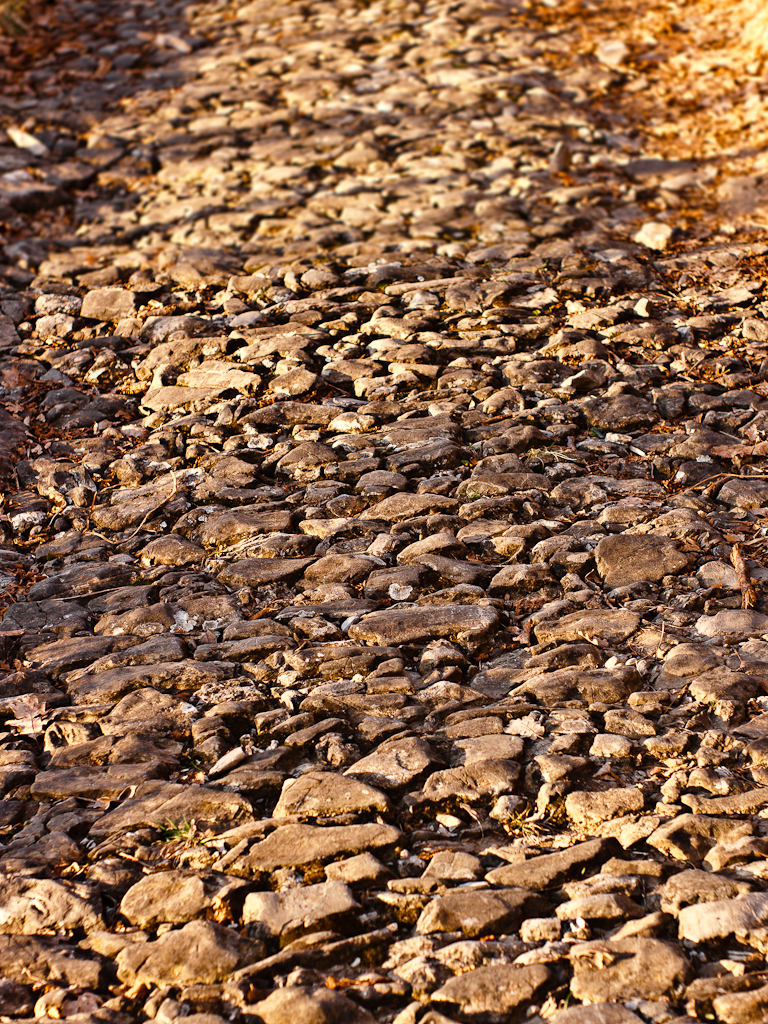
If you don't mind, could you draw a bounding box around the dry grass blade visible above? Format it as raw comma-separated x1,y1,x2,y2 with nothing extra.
731,543,758,610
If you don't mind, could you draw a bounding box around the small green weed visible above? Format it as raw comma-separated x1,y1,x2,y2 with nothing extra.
502,809,547,838
156,818,206,846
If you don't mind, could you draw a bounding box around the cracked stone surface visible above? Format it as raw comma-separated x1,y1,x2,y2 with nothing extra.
2,0,768,1021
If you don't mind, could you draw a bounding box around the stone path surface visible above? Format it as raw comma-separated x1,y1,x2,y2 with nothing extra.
3,0,768,1022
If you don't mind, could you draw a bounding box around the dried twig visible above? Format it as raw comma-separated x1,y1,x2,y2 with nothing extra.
77,473,181,550
731,543,758,610
231,924,398,980
687,473,768,498
654,621,666,659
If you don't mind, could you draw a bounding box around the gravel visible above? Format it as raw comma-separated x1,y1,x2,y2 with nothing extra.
1,0,768,1020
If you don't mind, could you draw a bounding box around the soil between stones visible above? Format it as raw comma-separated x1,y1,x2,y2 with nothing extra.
2,1,768,1023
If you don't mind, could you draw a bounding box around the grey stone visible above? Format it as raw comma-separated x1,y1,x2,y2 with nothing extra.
349,604,499,648
534,609,641,645
553,1005,644,1024
569,938,692,1002
81,288,139,320
580,395,658,431
345,737,441,790
419,759,521,805
89,782,254,837
718,477,768,508
233,823,401,874
678,892,768,950
658,869,752,915
486,839,621,890
324,853,391,886
433,963,552,1018
646,814,754,863
518,666,641,707
248,987,375,1024
116,920,263,986
0,878,104,934
120,871,245,929
140,535,205,566
272,771,391,818
242,881,359,943
10,0,768,1006
218,558,316,587
565,789,645,829
556,894,645,922
595,534,691,589
695,609,768,637
416,888,552,937
713,984,768,1024
422,851,483,881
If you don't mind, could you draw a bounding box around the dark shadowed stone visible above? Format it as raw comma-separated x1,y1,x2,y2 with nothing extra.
0,978,33,1017
0,935,104,987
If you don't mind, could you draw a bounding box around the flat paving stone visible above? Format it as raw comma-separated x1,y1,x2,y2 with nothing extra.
2,0,768,1017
